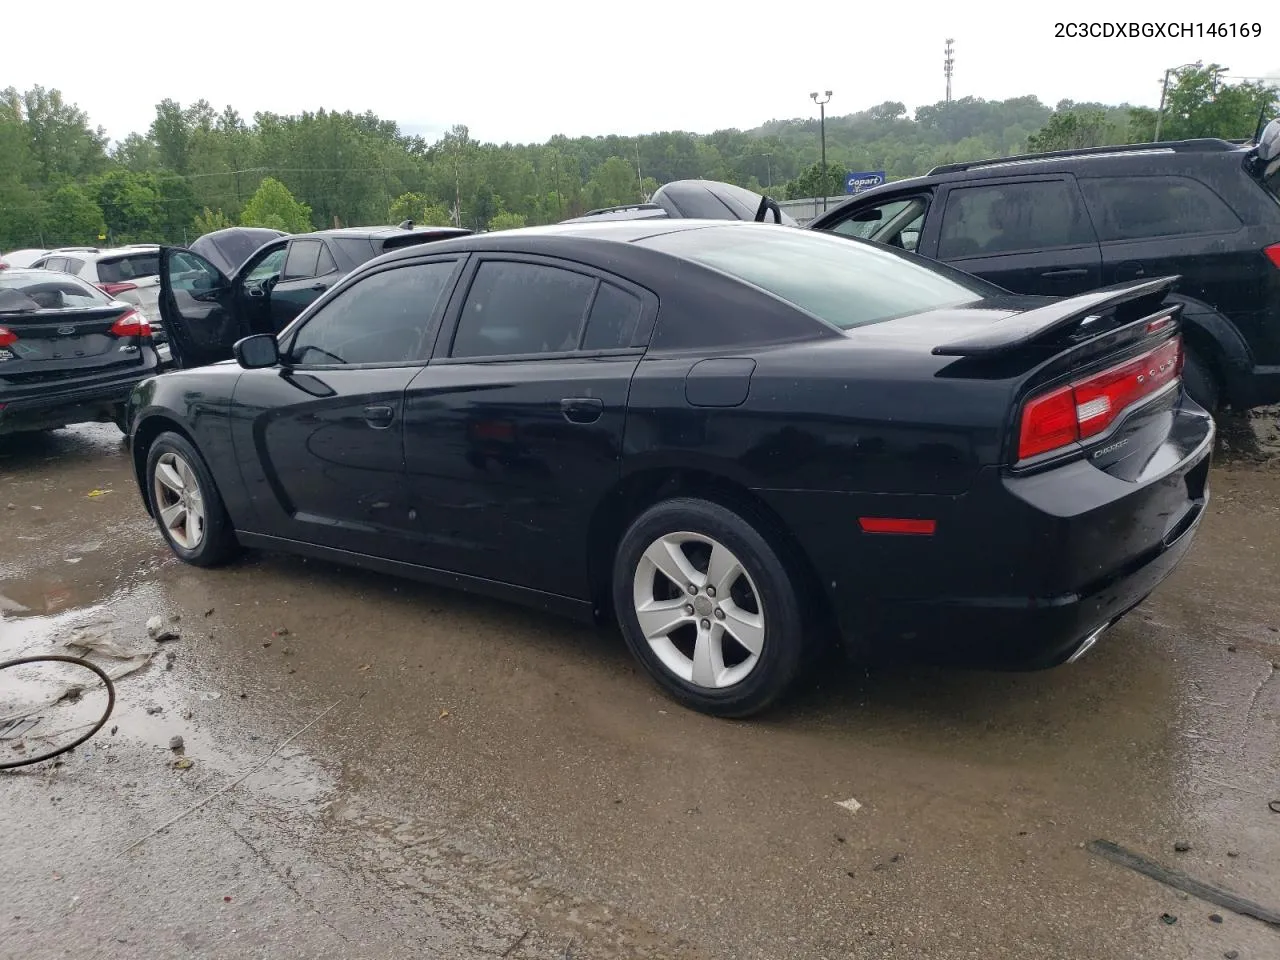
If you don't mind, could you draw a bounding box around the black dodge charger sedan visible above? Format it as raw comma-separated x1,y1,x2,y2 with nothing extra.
126,220,1213,717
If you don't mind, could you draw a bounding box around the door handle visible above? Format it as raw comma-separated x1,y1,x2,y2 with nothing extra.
1040,268,1088,278
560,397,604,424
310,282,328,292
363,404,395,429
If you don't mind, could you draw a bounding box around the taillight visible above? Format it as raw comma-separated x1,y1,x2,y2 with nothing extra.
109,309,151,338
0,325,16,348
97,281,138,296
1017,334,1183,461
1265,243,1280,269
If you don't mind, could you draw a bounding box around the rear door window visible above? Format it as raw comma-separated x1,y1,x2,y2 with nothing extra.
450,260,596,359
582,282,643,350
1079,176,1242,240
315,243,338,275
937,180,1095,258
282,240,322,280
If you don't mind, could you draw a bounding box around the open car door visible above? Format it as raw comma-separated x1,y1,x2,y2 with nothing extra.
158,247,245,369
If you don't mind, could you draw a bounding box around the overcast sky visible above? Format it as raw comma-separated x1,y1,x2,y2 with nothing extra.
7,2,1277,146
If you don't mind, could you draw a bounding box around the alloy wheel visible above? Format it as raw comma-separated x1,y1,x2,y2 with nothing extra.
631,531,765,689
152,451,206,550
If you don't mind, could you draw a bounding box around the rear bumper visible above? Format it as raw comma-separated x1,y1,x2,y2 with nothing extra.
856,490,1205,668
762,404,1215,669
0,372,153,433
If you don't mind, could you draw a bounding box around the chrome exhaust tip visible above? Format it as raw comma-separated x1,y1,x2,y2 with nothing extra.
1066,623,1109,664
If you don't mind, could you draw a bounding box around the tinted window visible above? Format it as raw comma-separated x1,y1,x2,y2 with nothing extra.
63,257,86,274
1079,176,1242,241
333,237,377,265
640,225,992,331
97,252,160,283
937,180,1095,258
582,282,642,350
288,261,455,366
282,240,322,280
315,243,337,275
450,261,595,358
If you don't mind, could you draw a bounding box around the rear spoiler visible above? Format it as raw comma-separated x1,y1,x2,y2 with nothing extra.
931,277,1181,357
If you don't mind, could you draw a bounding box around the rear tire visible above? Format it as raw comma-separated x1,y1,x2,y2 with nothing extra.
145,431,240,567
1183,347,1220,412
612,497,808,718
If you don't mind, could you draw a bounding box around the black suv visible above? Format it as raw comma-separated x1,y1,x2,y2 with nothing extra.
809,129,1280,411
572,123,1280,410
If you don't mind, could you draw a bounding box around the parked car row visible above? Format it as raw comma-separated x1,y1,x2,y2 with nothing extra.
8,121,1275,717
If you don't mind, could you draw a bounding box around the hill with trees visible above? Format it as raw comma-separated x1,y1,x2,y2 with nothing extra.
1,65,1274,250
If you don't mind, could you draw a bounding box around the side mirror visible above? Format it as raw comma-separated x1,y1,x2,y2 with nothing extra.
850,208,883,223
233,334,280,369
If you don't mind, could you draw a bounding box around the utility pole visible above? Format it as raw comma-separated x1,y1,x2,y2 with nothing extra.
944,39,955,103
1155,60,1203,141
810,90,832,210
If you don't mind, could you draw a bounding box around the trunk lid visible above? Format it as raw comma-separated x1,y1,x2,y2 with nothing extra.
927,277,1188,477
0,275,151,392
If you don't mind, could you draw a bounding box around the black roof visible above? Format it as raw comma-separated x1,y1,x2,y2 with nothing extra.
308,225,469,241
373,218,726,264
923,136,1245,177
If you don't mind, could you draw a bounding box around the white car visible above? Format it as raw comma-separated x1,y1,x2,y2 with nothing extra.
0,248,53,269
29,246,167,346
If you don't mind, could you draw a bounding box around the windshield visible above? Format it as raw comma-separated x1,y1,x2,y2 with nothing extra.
639,225,994,330
0,272,112,313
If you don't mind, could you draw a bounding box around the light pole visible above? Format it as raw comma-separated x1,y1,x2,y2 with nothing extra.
810,90,832,210
1154,60,1203,141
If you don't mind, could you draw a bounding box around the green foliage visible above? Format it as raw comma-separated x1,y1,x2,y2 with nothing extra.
389,192,453,227
1027,109,1124,152
785,162,845,200
43,184,106,246
193,207,234,234
92,168,164,243
487,211,527,231
240,177,313,233
1,78,1275,252
1130,64,1279,142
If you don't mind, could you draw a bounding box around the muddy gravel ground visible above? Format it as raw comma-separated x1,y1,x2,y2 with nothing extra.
2,413,1279,960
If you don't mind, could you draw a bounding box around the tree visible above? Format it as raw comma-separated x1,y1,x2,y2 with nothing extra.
1132,64,1280,142
389,192,452,226
92,169,164,242
5,85,108,184
240,177,312,232
43,184,106,246
487,212,527,231
786,161,845,200
1026,109,1120,152
193,207,234,235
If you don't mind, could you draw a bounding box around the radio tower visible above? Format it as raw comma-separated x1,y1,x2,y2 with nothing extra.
944,39,955,102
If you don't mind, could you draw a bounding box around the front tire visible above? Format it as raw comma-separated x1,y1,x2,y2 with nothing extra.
612,497,808,718
145,431,240,567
